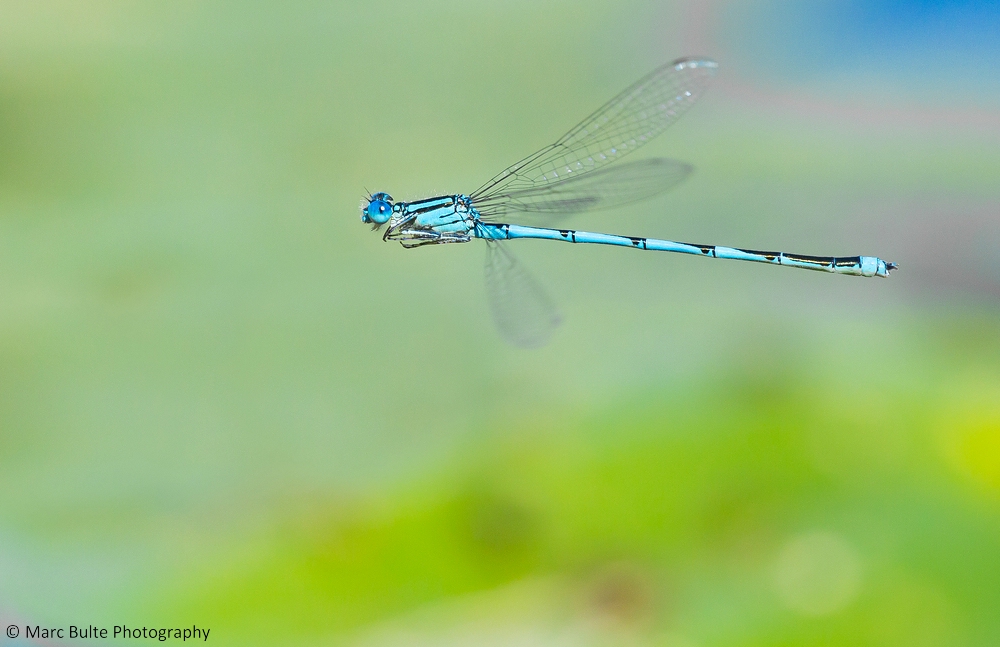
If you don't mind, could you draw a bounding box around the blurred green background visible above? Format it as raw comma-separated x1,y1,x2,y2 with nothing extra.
1,1,999,645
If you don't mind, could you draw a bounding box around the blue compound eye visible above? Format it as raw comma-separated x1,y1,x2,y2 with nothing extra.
367,200,391,223
362,194,394,225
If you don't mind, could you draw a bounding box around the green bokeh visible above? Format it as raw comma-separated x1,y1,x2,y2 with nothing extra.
1,1,998,645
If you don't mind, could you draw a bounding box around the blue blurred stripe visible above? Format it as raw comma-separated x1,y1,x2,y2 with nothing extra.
736,0,1000,93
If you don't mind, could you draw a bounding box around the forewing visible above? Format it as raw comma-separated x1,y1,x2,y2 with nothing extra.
474,157,691,222
484,241,561,348
472,57,717,201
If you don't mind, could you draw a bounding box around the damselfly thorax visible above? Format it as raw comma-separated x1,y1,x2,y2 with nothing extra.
383,195,479,247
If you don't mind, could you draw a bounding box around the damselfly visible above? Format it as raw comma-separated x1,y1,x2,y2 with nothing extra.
361,58,896,347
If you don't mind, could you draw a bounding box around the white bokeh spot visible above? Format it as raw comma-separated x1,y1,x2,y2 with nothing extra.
773,531,863,616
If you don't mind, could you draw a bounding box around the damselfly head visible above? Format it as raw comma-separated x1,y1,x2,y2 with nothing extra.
361,192,394,226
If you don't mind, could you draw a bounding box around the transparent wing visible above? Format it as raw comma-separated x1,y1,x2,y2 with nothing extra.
473,157,691,222
471,57,717,202
484,241,562,348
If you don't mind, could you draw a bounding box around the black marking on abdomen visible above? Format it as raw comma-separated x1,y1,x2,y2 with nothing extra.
559,229,577,243
834,256,862,268
696,245,716,257
739,248,780,261
629,237,647,250
783,252,835,267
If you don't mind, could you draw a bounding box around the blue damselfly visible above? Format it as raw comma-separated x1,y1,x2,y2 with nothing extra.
361,58,896,346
